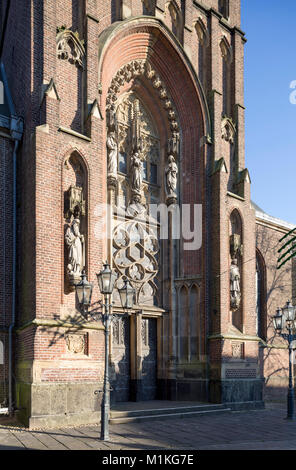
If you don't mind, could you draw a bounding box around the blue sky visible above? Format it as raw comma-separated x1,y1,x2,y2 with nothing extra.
242,0,296,224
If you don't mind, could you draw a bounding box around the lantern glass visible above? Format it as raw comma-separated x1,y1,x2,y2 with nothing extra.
76,272,93,307
96,262,117,295
273,309,283,332
283,301,296,323
118,279,135,310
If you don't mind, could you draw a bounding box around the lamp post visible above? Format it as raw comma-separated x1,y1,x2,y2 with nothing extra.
96,262,117,441
273,301,296,420
76,266,135,441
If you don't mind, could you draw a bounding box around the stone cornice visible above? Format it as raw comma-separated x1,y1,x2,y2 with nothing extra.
58,126,91,142
15,318,104,333
208,333,262,343
255,211,295,234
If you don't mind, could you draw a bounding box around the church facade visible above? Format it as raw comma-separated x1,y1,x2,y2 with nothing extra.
0,0,294,428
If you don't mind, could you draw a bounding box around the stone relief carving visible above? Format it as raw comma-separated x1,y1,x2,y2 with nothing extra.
230,258,241,312
65,333,86,355
230,233,243,259
113,221,159,305
56,26,85,69
221,116,236,144
65,186,85,220
231,342,244,359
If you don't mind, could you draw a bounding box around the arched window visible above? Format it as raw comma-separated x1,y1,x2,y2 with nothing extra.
179,286,189,362
111,0,122,22
166,1,183,43
256,250,267,340
189,284,200,361
195,19,209,89
220,37,232,118
219,0,229,19
142,0,156,16
0,341,3,365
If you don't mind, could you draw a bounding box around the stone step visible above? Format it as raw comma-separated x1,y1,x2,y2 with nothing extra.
109,405,231,424
110,403,226,419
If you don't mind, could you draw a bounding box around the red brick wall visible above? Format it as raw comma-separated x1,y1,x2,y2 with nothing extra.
256,219,293,402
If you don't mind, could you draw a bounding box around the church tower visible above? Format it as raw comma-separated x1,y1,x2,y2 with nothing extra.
0,0,263,427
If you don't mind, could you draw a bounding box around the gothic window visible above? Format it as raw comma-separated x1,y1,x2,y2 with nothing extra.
179,286,189,362
220,38,232,118
256,251,267,340
219,0,229,19
166,1,183,43
189,284,200,361
111,0,122,22
142,0,156,16
118,151,127,174
195,19,208,89
0,340,3,365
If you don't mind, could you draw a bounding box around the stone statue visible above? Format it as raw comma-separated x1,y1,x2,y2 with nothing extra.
230,258,241,311
130,152,143,194
165,155,178,197
65,217,85,283
107,132,118,176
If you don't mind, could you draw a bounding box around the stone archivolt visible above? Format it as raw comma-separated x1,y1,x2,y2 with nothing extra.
106,60,180,136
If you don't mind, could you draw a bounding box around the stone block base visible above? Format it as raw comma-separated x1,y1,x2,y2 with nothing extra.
209,378,264,405
16,382,102,429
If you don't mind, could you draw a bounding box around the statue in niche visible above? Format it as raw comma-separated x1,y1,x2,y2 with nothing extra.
130,152,143,194
65,216,85,284
230,258,241,311
165,155,178,197
107,131,118,177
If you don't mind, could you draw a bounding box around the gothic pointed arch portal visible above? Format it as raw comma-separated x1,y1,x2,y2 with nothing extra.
99,18,210,402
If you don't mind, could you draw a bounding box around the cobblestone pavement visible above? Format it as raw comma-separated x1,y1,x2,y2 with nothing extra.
0,403,296,451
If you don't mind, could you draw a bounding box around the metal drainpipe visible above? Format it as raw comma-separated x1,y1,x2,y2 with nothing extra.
8,138,18,414
0,0,11,59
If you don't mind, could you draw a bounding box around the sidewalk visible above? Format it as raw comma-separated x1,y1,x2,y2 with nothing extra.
0,403,295,450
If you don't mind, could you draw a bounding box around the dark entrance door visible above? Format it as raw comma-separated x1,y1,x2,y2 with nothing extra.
141,317,157,400
111,316,130,402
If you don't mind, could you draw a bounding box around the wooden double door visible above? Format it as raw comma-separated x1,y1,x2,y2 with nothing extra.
111,314,158,402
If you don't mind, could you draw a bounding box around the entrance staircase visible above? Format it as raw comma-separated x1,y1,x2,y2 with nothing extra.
110,400,231,424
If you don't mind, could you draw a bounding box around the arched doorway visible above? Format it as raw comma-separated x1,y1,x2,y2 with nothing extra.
99,18,209,402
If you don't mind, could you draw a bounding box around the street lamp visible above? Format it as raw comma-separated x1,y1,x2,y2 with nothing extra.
75,265,137,441
75,270,93,316
273,301,296,420
75,263,117,441
118,278,135,311
96,261,118,441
